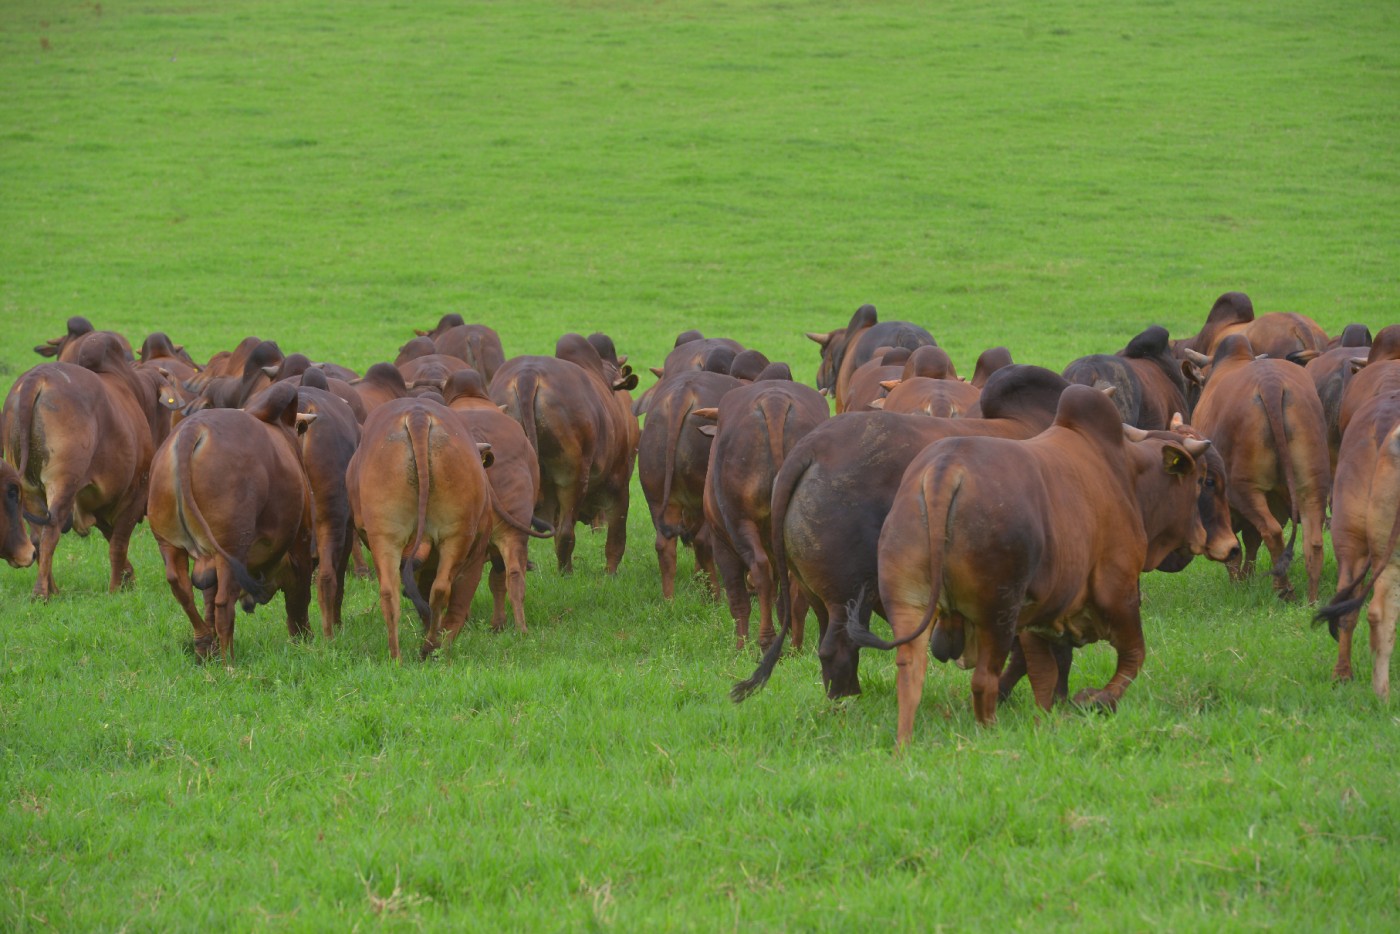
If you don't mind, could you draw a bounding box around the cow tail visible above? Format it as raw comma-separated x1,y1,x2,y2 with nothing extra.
6,373,51,525
847,462,957,651
176,424,271,604
400,408,433,624
1261,384,1301,578
488,485,554,539
731,444,811,702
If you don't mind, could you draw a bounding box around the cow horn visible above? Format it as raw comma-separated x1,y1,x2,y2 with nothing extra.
617,354,628,366
649,366,664,379
868,398,886,409
1350,356,1369,373
805,331,831,346
1094,380,1117,398
294,412,318,434
1170,412,1185,431
262,365,280,378
879,379,901,391
1181,437,1211,457
1122,424,1150,442
691,407,719,421
818,387,830,397
1183,348,1211,367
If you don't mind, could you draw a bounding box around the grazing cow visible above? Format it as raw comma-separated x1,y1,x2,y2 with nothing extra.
351,363,410,415
732,365,1070,702
490,334,639,574
34,316,133,363
147,382,316,662
997,416,1239,703
850,386,1217,741
697,376,829,650
347,397,495,660
443,370,554,633
1,460,36,570
876,346,981,418
2,333,172,598
1189,335,1331,601
806,304,937,411
638,370,741,598
1317,423,1400,700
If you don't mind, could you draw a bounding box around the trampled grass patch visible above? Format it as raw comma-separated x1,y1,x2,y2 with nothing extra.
2,0,1399,928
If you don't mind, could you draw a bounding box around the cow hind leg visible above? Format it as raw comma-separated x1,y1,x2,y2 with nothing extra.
502,535,529,634
368,534,405,662
212,559,240,663
654,530,678,600
31,483,77,599
888,601,932,748
603,499,628,575
789,576,811,653
487,548,508,632
160,543,213,658
103,492,145,593
1367,570,1399,701
710,536,751,650
1235,492,1291,600
435,556,488,657
1074,598,1146,712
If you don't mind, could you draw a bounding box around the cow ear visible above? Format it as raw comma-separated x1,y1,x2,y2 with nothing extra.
34,342,59,357
295,412,318,435
1181,360,1205,386
1160,442,1195,477
477,442,494,468
613,373,639,391
413,328,429,337
868,398,886,409
262,365,280,378
697,424,718,437
691,407,719,421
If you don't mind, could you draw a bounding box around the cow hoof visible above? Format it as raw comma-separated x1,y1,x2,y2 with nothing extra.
1072,689,1118,712
1332,666,1353,683
193,638,217,661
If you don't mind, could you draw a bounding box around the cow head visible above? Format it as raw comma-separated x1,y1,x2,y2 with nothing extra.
1,462,36,569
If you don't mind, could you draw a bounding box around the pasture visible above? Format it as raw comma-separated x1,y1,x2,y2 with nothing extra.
2,0,1398,928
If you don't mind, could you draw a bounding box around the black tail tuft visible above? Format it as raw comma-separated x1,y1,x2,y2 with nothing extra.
731,635,787,703
401,557,431,625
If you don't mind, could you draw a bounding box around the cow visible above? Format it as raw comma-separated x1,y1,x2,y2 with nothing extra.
443,369,555,633
347,397,495,660
1,460,36,570
696,375,829,650
490,334,639,574
398,353,470,394
806,304,937,411
997,416,1239,703
637,369,741,598
184,340,283,413
634,335,745,416
432,324,507,384
1307,329,1375,472
970,347,1014,388
1062,326,1191,429
1324,389,1400,684
2,333,173,598
875,346,981,417
34,316,133,363
1187,335,1331,601
1317,422,1400,700
731,365,1071,702
1337,327,1400,441
138,332,200,377
841,347,911,413
1178,291,1328,361
350,363,410,415
849,385,1220,742
147,381,316,662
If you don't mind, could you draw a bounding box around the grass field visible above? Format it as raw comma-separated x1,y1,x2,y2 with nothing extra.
2,0,1399,929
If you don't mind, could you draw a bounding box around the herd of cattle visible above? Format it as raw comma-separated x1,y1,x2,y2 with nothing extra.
2,293,1398,744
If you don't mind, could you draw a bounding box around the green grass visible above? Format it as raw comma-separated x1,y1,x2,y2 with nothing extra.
2,0,1399,928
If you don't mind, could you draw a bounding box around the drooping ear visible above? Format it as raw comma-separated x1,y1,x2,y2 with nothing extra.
805,331,833,346
879,378,901,391
867,398,886,409
1122,424,1150,442
1286,349,1319,365
697,424,718,437
1170,412,1185,431
413,328,429,337
34,341,60,357
295,412,318,435
613,373,639,391
477,441,494,468
691,407,719,421
1160,442,1195,477
262,365,280,378
1181,360,1205,386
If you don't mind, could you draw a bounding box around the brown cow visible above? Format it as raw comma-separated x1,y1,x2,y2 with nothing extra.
633,334,745,416
431,325,507,384
490,334,639,574
1188,335,1331,601
1306,326,1375,470
1179,291,1328,361
697,376,829,650
147,382,316,662
1,460,36,570
397,353,470,394
443,369,554,633
638,370,741,598
34,316,133,363
854,385,1217,741
732,365,1071,702
875,346,981,417
2,333,172,598
350,363,410,415
184,340,283,413
1337,327,1400,440
841,347,911,414
347,397,495,660
1317,422,1400,700
806,304,936,411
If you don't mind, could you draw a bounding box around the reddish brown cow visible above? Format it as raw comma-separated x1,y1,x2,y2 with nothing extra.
806,304,937,411
397,353,470,394
1189,335,1331,601
638,370,741,599
2,334,172,598
347,397,495,660
970,347,1014,389
876,346,981,417
490,334,639,574
1306,327,1375,470
184,340,283,413
1179,291,1329,361
147,382,316,662
732,366,1071,702
443,369,554,633
1325,389,1400,683
697,376,829,650
1337,327,1400,440
34,316,133,363
1,460,37,570
841,347,911,413
854,386,1217,741
350,363,410,415
634,334,745,416
433,325,507,384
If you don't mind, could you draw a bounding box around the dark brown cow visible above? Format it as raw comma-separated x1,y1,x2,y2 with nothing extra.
1,460,36,570
638,370,740,598
183,337,266,394
852,386,1217,741
1337,327,1400,440
347,397,495,660
394,337,438,367
1063,326,1190,429
138,332,200,375
732,366,1071,702
806,304,937,411
443,369,554,633
998,417,1239,703
2,334,171,598
147,382,316,662
490,334,639,574
970,347,1014,389
697,376,829,650
1325,389,1400,683
34,316,133,363
1317,423,1400,700
1189,335,1331,601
